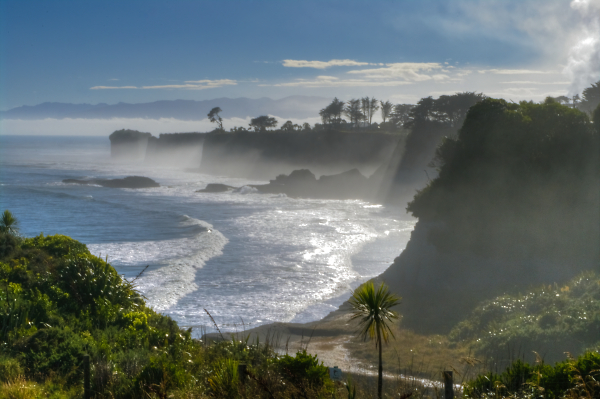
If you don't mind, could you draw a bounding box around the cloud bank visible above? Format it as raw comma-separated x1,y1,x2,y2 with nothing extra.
282,59,374,69
90,79,237,90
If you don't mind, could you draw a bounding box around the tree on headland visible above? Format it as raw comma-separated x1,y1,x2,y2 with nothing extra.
344,99,364,128
389,104,414,127
0,210,19,236
207,107,223,130
249,115,278,132
579,81,600,114
320,97,345,125
349,281,400,399
281,120,295,131
404,92,486,129
380,100,393,124
361,97,369,126
368,97,380,124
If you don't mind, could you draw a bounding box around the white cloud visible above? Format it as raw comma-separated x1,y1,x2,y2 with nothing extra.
432,74,451,81
90,85,138,89
90,79,237,90
500,81,571,84
563,0,600,94
478,69,550,75
264,75,414,88
282,59,372,69
347,62,444,81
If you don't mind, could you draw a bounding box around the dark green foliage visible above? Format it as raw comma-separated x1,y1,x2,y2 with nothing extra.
0,210,19,235
14,327,89,384
464,351,600,399
450,272,600,364
135,355,191,394
0,218,344,398
21,234,89,258
404,92,486,129
0,232,21,259
0,356,23,382
407,99,599,262
249,115,278,131
320,98,345,125
579,81,600,114
594,103,600,133
276,350,330,389
394,92,485,178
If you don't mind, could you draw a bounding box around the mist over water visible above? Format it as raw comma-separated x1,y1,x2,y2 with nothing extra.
0,135,415,334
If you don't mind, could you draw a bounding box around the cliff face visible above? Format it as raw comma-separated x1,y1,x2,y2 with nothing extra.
379,219,599,333
376,100,600,334
145,132,204,166
110,130,402,178
198,131,401,179
109,129,152,162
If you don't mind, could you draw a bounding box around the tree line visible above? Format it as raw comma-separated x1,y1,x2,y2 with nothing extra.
206,80,600,133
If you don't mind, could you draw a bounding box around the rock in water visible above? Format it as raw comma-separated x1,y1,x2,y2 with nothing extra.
63,176,160,188
196,183,235,193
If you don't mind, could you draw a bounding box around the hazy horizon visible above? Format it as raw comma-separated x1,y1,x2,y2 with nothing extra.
1,0,599,122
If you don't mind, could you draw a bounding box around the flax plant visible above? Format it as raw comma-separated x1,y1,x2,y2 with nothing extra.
349,281,401,399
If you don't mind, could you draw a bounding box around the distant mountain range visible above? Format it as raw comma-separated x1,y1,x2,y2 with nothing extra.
0,96,331,120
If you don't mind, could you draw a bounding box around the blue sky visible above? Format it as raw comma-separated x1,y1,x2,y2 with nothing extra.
1,0,599,111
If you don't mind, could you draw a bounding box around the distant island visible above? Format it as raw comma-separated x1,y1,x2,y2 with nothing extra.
0,95,331,120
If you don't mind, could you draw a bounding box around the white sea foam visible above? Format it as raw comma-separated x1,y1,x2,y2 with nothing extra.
89,216,228,311
233,185,259,195
1,136,416,333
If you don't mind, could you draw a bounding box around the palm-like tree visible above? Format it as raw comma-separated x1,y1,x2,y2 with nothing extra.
349,281,401,399
0,210,19,235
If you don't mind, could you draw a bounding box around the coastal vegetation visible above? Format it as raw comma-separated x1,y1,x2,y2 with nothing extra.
349,282,401,399
407,98,599,260
0,221,338,398
383,98,600,334
450,272,600,365
7,82,600,398
2,220,598,398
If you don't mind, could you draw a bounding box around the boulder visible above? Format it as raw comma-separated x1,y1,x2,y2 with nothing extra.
196,183,235,193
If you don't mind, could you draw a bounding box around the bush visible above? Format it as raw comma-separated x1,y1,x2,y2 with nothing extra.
450,272,600,364
464,351,600,399
13,327,88,384
276,350,331,389
0,356,23,383
135,355,191,395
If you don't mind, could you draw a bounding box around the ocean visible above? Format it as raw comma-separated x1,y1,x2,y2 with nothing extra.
0,135,415,335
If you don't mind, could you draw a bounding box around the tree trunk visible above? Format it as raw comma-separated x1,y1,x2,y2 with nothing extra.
377,327,383,399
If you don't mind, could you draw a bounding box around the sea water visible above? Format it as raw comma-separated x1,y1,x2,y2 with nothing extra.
0,135,415,334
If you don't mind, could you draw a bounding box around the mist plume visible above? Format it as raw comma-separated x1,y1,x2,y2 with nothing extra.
564,0,600,95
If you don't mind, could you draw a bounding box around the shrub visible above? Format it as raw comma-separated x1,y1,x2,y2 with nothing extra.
0,356,23,383
13,327,89,384
135,355,191,396
276,349,331,389
450,272,600,364
463,351,600,399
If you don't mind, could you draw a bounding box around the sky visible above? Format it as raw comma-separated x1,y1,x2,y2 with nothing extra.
1,0,599,114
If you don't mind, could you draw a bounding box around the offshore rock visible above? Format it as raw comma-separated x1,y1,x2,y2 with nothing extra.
63,176,160,188
196,183,235,193
251,168,370,200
